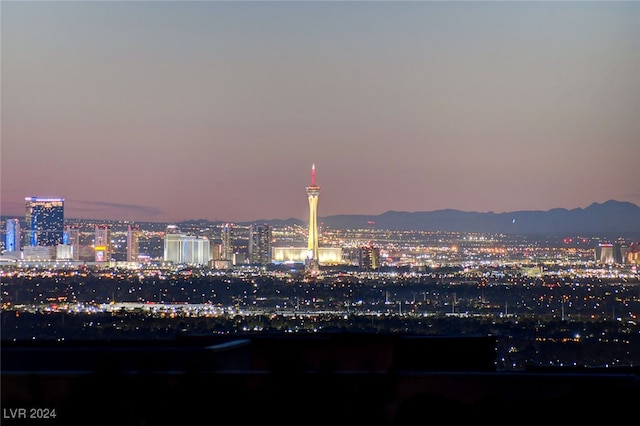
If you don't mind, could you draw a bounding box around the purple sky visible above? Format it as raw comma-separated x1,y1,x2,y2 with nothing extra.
2,1,639,223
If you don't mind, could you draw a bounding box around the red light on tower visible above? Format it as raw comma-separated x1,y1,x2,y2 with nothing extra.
311,163,317,186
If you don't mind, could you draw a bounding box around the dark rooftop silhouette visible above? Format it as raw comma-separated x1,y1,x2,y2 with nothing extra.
2,332,639,424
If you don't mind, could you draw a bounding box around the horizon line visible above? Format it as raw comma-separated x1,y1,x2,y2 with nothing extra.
0,199,636,225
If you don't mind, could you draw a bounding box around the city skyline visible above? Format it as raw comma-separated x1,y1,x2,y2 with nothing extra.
2,1,639,223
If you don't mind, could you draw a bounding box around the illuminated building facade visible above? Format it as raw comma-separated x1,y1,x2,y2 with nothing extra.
64,225,81,261
127,224,140,262
5,218,20,252
221,223,233,261
629,242,640,265
25,197,64,247
248,223,272,265
595,243,615,265
594,242,634,265
360,245,380,270
306,164,321,269
164,232,212,265
614,241,630,264
272,247,342,264
56,244,74,260
22,246,55,261
94,225,111,262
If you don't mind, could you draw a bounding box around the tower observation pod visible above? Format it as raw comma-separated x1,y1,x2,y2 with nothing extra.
306,164,321,272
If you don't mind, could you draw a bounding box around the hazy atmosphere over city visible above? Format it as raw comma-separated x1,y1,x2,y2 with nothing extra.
2,1,639,223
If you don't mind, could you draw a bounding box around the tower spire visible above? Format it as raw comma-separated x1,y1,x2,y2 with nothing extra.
311,163,316,186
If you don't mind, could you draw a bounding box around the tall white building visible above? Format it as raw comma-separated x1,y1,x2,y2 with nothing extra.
164,231,212,265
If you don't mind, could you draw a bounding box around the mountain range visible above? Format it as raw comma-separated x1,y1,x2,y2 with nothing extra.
253,200,640,235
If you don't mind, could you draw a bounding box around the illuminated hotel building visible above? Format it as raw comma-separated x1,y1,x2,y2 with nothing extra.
595,243,615,265
248,223,272,265
5,218,20,252
271,247,343,265
63,225,81,261
164,229,212,265
360,244,380,270
94,225,111,262
127,224,140,262
306,164,321,268
221,223,233,261
25,197,65,247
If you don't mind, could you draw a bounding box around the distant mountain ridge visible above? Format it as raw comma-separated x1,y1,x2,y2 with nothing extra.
37,200,638,236
311,200,640,235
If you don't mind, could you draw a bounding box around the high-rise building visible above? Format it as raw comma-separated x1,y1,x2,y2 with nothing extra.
595,243,615,265
360,244,380,270
127,224,140,262
306,164,321,269
25,197,64,247
221,223,234,261
94,225,111,262
164,232,211,265
248,223,272,266
63,224,81,261
5,218,21,252
614,241,630,264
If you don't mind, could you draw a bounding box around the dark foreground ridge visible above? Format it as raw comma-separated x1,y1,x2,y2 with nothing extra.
2,333,639,424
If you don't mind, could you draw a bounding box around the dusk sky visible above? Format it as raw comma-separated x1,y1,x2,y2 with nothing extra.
1,1,639,223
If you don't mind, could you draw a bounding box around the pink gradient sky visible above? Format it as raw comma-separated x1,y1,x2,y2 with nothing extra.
2,1,639,223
